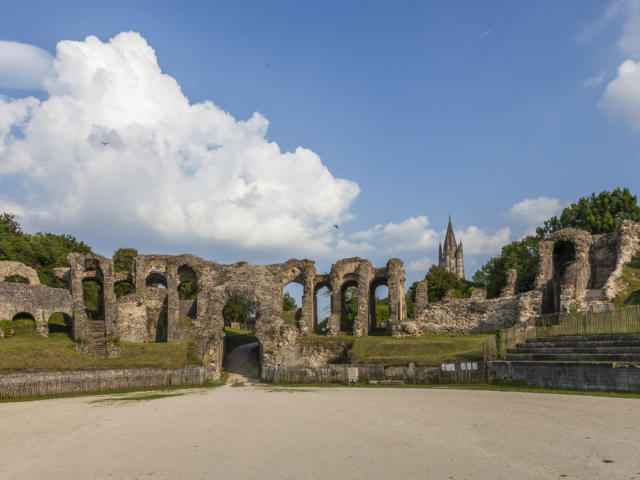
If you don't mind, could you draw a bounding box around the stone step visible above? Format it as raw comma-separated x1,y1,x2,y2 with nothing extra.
517,340,640,348
504,353,640,362
508,347,640,354
526,334,640,343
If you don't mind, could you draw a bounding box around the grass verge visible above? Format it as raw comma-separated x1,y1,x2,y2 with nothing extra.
260,382,640,398
0,323,201,373
349,333,490,366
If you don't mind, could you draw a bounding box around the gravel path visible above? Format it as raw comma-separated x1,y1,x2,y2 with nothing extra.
1,386,639,479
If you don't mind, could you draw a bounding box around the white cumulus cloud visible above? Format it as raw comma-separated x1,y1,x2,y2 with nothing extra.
456,226,511,256
600,59,640,130
407,256,433,272
508,197,562,225
0,40,54,90
0,32,360,257
351,216,439,253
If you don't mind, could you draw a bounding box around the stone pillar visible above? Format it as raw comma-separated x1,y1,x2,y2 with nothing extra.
166,263,180,341
387,258,407,325
328,275,341,336
299,266,316,335
500,269,518,298
68,253,89,341
101,257,117,338
354,263,372,336
414,279,428,318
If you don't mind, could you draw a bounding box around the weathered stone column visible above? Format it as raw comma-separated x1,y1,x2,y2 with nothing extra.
299,265,316,335
354,263,372,336
387,258,407,325
414,279,428,318
166,263,180,341
101,258,117,338
68,253,89,341
328,274,341,336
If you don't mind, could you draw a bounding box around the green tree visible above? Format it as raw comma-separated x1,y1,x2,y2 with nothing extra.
425,265,470,303
178,281,198,300
113,248,138,272
223,298,256,327
282,291,297,311
537,188,640,237
472,235,539,298
0,213,92,287
342,286,358,333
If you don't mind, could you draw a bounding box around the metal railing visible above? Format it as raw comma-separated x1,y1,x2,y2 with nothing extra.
483,305,640,361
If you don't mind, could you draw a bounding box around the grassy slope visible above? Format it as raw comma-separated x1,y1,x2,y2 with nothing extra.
349,333,489,366
614,256,640,307
298,333,489,367
0,319,200,373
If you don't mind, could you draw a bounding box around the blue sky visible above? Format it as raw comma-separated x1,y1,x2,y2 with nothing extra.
1,0,640,286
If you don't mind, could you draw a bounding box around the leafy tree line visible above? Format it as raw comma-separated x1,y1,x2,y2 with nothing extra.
406,188,640,313
0,213,92,288
473,188,640,298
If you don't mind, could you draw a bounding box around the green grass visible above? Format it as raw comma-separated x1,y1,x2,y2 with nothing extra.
349,333,490,366
261,382,640,398
614,256,640,307
92,392,184,402
0,320,202,373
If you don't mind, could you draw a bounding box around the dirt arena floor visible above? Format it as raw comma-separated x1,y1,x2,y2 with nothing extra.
1,385,639,479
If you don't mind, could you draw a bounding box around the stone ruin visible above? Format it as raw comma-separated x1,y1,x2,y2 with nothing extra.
2,220,639,375
0,253,406,377
409,220,640,334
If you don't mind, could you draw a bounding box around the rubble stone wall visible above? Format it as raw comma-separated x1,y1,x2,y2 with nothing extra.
0,282,72,336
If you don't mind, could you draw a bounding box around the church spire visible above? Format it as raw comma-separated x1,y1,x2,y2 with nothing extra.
439,216,465,279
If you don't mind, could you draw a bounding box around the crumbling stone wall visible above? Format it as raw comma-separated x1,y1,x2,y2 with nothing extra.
416,290,540,334
0,282,72,336
0,261,40,284
534,221,640,312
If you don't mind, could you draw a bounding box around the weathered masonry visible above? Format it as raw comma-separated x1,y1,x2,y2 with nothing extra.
0,254,406,378
409,221,640,335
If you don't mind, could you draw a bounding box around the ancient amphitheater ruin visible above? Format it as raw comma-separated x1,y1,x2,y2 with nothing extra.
2,220,640,385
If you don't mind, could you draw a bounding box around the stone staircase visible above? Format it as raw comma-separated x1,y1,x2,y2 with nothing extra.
505,335,640,363
90,318,107,357
491,334,640,392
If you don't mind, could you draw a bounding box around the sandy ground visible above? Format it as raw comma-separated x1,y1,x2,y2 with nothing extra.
1,386,640,480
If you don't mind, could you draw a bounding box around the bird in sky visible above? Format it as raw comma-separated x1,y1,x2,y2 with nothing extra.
333,224,339,229
101,141,108,146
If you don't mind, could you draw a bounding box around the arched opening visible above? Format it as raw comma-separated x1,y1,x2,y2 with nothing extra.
114,280,135,299
223,297,260,382
48,312,72,337
177,265,198,321
544,240,577,313
145,272,167,289
369,283,389,334
82,278,104,320
3,275,29,284
314,284,331,334
11,312,36,335
146,297,168,342
341,281,358,335
283,282,303,328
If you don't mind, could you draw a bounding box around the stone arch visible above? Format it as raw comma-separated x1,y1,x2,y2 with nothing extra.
11,311,37,334
340,277,359,334
146,272,167,289
0,261,40,285
48,312,72,335
282,281,303,329
82,277,104,320
536,229,593,314
369,276,389,333
313,277,332,334
177,264,198,320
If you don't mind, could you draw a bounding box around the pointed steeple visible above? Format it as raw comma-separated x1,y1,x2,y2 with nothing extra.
444,215,457,253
